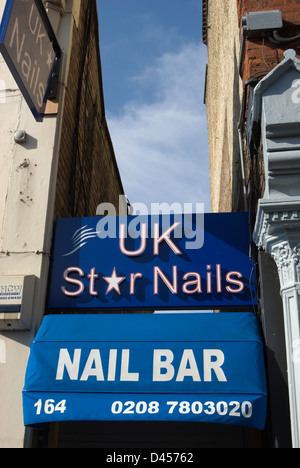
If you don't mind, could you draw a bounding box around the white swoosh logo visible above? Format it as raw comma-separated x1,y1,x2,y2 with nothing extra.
63,225,100,256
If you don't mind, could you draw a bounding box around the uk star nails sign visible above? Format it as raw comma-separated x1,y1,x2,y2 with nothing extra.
49,213,257,311
0,0,61,120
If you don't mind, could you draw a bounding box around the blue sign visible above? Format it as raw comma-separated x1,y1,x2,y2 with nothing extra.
23,313,267,429
0,0,61,120
48,213,257,310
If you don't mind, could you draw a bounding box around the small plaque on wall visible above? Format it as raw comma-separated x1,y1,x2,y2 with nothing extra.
0,276,35,331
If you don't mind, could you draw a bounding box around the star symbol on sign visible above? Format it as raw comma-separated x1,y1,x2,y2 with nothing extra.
46,51,54,70
103,268,126,295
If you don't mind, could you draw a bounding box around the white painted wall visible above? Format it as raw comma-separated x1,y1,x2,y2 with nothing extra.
0,0,74,448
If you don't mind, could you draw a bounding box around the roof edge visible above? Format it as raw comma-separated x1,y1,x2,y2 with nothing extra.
252,49,300,123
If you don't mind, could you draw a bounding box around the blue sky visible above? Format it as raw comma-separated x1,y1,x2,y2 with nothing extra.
96,0,210,213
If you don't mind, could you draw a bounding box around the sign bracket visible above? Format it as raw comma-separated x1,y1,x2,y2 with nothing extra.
47,55,61,100
33,0,62,101
0,0,62,120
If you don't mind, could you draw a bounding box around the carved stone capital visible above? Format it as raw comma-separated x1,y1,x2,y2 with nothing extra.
254,198,300,292
271,240,300,290
254,198,300,249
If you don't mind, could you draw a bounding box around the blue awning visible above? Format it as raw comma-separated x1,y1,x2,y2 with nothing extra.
23,313,267,429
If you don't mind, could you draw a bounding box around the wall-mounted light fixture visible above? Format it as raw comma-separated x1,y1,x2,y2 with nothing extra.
14,130,27,144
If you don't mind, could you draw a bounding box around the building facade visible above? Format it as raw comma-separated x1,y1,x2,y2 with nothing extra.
204,0,300,448
18,0,267,449
0,0,124,448
2,0,299,449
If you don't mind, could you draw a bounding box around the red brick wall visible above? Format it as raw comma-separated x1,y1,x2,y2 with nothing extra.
237,0,300,82
54,0,124,219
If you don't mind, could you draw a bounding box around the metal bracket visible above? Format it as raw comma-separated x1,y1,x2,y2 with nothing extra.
47,55,61,100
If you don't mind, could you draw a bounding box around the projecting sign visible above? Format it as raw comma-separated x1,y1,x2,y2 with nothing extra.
23,313,267,429
48,213,257,310
0,0,61,120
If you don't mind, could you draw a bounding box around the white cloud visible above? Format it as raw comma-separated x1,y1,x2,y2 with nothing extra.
107,42,210,212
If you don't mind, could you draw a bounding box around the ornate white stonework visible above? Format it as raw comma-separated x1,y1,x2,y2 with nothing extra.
252,50,300,447
271,241,300,289
254,202,300,293
254,202,300,250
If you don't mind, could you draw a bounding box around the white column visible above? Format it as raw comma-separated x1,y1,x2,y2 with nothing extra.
251,50,300,447
270,237,300,447
254,203,300,447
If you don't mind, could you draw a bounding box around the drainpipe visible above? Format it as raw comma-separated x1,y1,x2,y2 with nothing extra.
237,84,248,213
